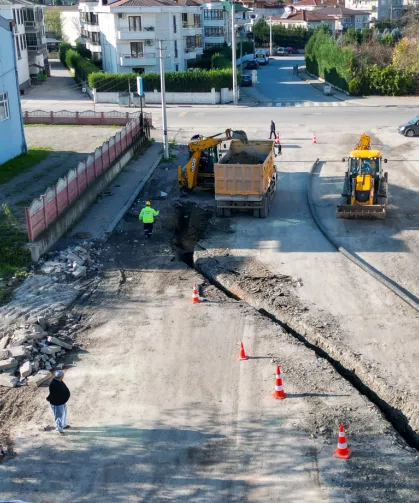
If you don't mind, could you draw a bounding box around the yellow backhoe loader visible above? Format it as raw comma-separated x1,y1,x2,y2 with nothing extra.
337,134,388,219
178,129,248,192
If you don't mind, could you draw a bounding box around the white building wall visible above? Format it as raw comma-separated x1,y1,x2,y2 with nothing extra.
98,11,118,73
61,11,80,45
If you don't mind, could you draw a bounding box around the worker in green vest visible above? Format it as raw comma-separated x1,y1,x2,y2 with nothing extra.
139,200,159,239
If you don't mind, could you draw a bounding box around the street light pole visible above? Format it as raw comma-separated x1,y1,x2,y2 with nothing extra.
158,39,169,160
231,1,238,105
269,16,273,56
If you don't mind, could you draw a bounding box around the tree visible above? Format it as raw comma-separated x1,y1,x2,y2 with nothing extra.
44,9,63,39
253,19,269,44
392,36,419,73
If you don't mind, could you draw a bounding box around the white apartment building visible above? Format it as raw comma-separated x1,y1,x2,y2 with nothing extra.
344,0,404,21
0,0,47,90
78,0,204,73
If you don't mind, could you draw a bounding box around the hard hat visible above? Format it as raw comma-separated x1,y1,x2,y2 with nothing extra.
146,201,151,206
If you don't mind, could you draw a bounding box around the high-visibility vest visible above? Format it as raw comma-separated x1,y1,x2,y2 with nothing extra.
139,206,159,223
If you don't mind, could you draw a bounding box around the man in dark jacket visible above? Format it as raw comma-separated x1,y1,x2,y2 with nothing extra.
47,370,71,433
269,120,276,139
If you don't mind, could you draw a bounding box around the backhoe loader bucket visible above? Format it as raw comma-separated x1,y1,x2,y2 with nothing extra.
336,204,386,220
231,130,249,144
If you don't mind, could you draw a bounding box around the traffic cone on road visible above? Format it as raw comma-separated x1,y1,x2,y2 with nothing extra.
190,282,201,304
272,365,286,399
236,342,249,360
275,132,281,145
313,133,317,144
333,424,352,459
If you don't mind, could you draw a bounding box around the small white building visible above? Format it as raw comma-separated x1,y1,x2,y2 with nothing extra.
0,15,27,164
45,5,81,46
78,0,204,73
344,0,404,22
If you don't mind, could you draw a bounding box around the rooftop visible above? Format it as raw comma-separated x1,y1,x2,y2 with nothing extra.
0,0,40,6
272,4,369,20
293,0,343,6
109,0,201,6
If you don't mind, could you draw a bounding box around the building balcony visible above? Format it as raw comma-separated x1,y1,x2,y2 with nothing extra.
184,48,197,59
182,24,203,34
24,20,43,32
117,29,156,40
80,21,100,32
120,53,157,66
27,43,47,54
85,40,102,52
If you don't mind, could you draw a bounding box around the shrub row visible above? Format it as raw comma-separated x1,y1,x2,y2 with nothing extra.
88,69,237,93
59,42,97,82
348,65,416,96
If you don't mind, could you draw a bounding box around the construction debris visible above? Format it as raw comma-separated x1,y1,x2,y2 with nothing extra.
224,152,263,165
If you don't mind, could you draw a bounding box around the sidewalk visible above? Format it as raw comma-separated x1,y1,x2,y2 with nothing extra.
298,70,419,107
68,141,162,241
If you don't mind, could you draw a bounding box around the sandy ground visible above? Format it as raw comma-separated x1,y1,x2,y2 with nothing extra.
1,150,419,502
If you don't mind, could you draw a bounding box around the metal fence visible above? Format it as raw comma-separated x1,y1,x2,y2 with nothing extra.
25,117,150,242
22,110,152,127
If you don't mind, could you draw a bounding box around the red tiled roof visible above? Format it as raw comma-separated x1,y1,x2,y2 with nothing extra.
272,5,368,21
110,0,200,7
293,0,342,6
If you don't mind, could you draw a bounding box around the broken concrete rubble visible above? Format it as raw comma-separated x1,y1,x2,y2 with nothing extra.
0,336,9,350
27,370,50,387
0,358,18,371
0,373,18,388
0,349,8,361
20,361,32,378
7,345,27,358
40,345,61,355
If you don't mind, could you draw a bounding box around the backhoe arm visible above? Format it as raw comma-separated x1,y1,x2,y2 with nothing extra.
178,149,202,190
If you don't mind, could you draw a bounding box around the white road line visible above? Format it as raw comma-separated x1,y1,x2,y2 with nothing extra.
314,102,320,107
332,102,339,107
276,102,282,107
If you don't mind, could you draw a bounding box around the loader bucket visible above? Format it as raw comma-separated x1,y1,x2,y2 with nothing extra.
336,204,386,220
231,130,249,144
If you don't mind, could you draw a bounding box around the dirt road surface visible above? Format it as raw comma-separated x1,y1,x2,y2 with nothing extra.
1,147,419,502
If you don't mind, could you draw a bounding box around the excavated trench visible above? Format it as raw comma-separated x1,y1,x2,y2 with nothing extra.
171,200,419,451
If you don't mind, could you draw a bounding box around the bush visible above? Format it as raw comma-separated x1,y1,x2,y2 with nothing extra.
59,42,71,64
65,49,97,82
75,41,92,59
211,53,230,70
88,69,238,93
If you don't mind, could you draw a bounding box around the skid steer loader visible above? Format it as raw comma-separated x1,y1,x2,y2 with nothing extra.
337,134,388,219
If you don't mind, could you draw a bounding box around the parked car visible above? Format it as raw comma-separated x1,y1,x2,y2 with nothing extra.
241,74,252,87
285,47,298,54
398,115,419,137
246,60,259,69
276,47,287,56
255,51,269,65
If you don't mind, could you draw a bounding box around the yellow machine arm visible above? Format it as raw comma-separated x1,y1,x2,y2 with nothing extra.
354,134,371,151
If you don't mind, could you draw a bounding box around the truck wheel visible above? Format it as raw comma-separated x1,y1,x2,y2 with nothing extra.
260,198,268,218
253,208,260,218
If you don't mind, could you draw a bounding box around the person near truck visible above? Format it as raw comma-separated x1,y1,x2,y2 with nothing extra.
270,120,276,139
139,201,159,239
47,369,70,434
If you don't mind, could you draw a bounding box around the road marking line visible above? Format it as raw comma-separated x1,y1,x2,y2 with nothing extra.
179,112,187,117
332,102,339,107
304,102,310,107
314,102,320,107
295,102,301,107
276,102,282,107
323,103,329,107
267,102,273,107
341,102,348,106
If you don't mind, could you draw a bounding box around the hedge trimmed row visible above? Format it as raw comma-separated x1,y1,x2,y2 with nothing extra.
60,42,97,82
348,65,416,96
88,69,237,93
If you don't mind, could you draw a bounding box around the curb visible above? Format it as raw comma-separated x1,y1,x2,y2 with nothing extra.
105,152,163,235
307,159,419,314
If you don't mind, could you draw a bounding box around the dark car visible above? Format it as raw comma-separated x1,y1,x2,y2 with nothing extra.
398,115,419,137
285,47,298,54
246,60,259,70
241,74,252,87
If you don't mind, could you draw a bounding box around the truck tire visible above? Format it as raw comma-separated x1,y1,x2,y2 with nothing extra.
253,208,260,218
260,197,268,218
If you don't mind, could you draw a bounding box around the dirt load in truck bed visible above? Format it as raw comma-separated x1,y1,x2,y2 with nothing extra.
224,152,264,164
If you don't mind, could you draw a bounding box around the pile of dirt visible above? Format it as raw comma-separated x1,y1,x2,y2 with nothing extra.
224,152,263,165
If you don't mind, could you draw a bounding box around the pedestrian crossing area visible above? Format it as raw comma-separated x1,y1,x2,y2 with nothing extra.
266,101,348,108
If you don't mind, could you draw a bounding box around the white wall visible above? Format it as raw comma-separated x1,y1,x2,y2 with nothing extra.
62,11,80,45
99,12,118,73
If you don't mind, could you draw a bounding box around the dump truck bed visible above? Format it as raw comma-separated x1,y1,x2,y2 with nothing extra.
214,140,275,201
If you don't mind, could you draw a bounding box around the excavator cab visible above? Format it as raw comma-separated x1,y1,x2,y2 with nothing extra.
337,134,388,219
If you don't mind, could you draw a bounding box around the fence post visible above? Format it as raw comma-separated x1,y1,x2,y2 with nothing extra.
54,186,58,218
76,111,79,125
76,166,80,196
41,194,47,227
50,111,53,124
101,112,104,126
66,175,70,206
25,207,33,242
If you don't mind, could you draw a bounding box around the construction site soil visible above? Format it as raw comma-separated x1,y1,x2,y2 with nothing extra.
223,152,264,164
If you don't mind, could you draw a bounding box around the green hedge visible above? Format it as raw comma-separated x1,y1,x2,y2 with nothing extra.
88,69,238,93
211,53,231,70
348,65,416,96
59,42,71,64
60,42,97,82
188,42,254,70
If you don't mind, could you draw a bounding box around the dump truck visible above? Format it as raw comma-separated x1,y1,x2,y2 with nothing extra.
214,140,277,218
337,133,388,219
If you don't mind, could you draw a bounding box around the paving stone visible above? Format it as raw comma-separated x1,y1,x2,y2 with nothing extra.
20,361,32,378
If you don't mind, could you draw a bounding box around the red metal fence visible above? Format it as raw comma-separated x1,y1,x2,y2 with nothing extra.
25,117,149,242
22,109,152,127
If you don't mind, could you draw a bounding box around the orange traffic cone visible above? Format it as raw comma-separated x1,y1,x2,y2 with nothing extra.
190,282,201,304
275,132,281,145
333,424,352,459
313,133,317,144
236,342,249,360
272,365,286,399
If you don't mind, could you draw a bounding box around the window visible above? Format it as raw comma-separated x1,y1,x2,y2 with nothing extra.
205,42,224,49
195,34,202,48
204,26,224,36
185,36,195,49
174,40,178,58
182,13,188,26
16,36,21,59
173,15,177,33
175,64,179,71
194,14,201,27
20,34,24,50
0,93,10,122
204,9,223,20
129,16,141,31
92,32,100,44
130,41,143,57
12,9,16,23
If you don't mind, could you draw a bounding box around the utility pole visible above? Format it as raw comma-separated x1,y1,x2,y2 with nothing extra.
240,36,243,73
128,78,131,108
231,1,238,105
269,16,273,57
158,39,169,160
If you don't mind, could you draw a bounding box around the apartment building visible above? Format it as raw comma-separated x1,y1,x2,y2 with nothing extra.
344,0,404,21
0,0,47,90
202,0,251,49
0,15,27,164
78,0,204,73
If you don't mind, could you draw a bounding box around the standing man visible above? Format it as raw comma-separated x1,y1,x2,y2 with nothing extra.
269,120,276,139
47,370,70,434
139,200,159,239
